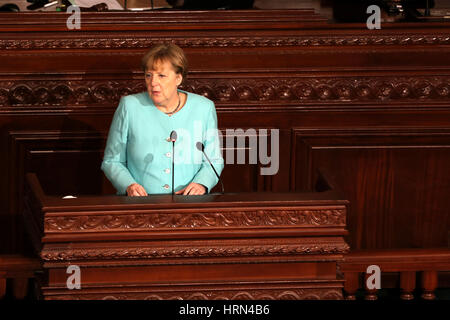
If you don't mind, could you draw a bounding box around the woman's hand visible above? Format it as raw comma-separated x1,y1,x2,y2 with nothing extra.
126,183,148,196
175,182,206,195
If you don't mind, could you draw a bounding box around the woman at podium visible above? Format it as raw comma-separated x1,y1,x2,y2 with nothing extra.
101,43,224,196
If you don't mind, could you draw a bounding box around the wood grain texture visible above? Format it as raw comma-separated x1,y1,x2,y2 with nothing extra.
292,128,450,249
43,285,344,300
0,11,449,294
25,172,348,299
340,248,450,299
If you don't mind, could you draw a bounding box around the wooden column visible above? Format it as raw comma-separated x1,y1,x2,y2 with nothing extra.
363,272,378,300
343,272,359,300
0,272,6,299
12,278,29,299
421,271,438,300
400,271,416,300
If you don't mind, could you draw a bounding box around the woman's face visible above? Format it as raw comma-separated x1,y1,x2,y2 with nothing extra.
145,60,182,107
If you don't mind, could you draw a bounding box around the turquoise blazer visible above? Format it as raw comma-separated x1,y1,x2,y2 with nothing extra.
101,90,224,195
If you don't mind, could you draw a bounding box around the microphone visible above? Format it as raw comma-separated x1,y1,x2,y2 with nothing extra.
196,142,224,194
170,130,177,195
170,130,177,142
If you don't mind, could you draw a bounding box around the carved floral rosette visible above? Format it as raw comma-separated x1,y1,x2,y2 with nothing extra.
1,76,449,108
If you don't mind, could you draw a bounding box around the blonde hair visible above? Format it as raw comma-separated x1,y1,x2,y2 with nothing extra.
141,43,188,82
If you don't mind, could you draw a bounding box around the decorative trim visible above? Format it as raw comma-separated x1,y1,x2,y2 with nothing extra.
40,242,350,261
1,35,450,50
185,77,450,102
44,209,346,232
45,288,343,300
0,80,145,107
1,76,449,108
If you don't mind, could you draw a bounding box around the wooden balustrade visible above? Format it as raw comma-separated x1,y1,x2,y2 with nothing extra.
341,248,450,300
3,249,450,300
0,255,41,299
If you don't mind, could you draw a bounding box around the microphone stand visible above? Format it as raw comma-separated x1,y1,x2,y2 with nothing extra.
172,139,175,195
196,142,224,194
170,130,177,196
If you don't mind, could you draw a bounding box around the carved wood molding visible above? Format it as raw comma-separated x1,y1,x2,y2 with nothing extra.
40,242,350,261
45,288,343,300
44,208,346,232
1,35,450,51
0,80,145,107
1,76,450,108
185,77,450,103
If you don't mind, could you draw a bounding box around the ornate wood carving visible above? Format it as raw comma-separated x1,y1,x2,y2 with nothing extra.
44,208,346,232
2,35,450,51
0,80,144,107
1,76,449,109
41,242,350,261
26,172,348,300
46,288,343,300
4,9,450,298
186,77,450,103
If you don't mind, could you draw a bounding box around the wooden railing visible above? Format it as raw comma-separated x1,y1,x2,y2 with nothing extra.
0,255,41,299
340,248,450,300
3,249,450,300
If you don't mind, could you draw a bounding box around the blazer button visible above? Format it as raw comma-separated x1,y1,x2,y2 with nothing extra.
163,184,169,189
164,168,170,174
165,152,171,157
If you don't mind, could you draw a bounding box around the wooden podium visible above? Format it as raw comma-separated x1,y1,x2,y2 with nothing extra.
23,173,349,300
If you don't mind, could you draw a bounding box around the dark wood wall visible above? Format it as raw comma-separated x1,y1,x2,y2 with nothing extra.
1,10,449,255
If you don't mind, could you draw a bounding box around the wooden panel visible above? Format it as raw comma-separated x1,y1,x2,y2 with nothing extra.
47,262,338,284
292,128,450,249
8,129,268,195
0,10,450,261
1,72,450,112
7,131,111,198
24,172,348,300
1,129,270,253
